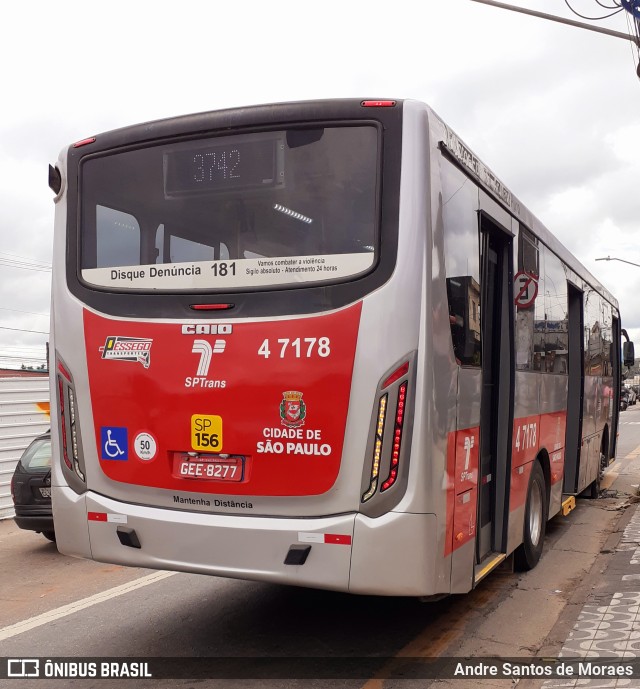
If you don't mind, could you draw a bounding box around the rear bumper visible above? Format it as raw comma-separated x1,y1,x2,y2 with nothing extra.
53,486,440,596
14,512,54,534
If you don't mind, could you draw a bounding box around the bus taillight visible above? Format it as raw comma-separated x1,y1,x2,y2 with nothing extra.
382,361,409,389
361,100,396,107
73,137,96,148
67,387,82,479
362,394,388,502
361,356,415,506
381,382,407,492
58,377,72,472
57,358,86,484
189,303,235,311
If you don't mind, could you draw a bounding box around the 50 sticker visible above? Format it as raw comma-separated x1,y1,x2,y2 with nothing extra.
191,414,222,451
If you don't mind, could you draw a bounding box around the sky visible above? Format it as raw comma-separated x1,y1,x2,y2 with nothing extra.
1,0,640,370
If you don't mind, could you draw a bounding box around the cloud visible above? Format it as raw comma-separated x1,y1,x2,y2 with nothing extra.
0,0,639,369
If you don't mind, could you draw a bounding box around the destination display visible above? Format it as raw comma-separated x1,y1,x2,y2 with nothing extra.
164,138,281,195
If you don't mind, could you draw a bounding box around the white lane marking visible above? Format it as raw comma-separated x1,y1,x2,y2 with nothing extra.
0,570,176,641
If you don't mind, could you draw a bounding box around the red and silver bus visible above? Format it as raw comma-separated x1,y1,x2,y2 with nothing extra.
49,99,633,596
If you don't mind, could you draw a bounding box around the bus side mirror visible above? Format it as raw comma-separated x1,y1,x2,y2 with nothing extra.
48,164,62,195
623,341,635,368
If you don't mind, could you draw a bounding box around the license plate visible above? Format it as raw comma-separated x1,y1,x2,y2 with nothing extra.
172,454,243,482
39,487,51,498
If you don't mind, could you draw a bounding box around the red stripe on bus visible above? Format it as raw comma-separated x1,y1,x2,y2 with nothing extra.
84,302,362,497
445,409,569,556
58,361,72,382
324,534,351,545
444,427,479,557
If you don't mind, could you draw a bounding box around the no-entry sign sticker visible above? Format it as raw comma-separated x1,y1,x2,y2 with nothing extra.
514,271,538,309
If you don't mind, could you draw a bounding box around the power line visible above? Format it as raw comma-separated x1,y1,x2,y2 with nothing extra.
0,251,51,266
0,344,45,354
0,259,51,273
0,325,49,335
0,307,49,318
0,251,52,273
469,0,639,44
625,7,640,63
1,344,48,349
564,0,624,20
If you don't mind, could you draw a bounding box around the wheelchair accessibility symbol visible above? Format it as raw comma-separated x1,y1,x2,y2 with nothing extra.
101,427,128,460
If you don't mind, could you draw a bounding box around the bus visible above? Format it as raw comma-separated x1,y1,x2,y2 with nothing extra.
48,99,634,597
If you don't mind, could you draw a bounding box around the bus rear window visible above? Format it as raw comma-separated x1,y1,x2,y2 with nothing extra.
79,126,379,291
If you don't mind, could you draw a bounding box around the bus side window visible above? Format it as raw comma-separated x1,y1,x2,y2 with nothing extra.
584,291,605,376
446,276,481,366
515,227,542,371
441,161,481,367
601,302,613,377
543,249,569,375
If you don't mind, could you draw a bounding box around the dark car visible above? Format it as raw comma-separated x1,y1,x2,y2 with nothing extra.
10,431,54,541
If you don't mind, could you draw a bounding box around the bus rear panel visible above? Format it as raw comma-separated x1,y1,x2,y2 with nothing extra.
50,99,621,596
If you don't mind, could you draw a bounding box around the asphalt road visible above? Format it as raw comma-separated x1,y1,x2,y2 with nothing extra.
2,404,640,688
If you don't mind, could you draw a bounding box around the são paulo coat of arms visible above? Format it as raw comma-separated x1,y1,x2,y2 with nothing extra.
280,390,306,428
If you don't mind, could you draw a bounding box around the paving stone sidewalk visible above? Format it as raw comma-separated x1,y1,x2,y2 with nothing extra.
540,502,640,688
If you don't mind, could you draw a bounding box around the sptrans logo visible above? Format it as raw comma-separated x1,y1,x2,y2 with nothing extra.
186,339,227,389
191,339,226,376
182,324,231,389
99,336,152,368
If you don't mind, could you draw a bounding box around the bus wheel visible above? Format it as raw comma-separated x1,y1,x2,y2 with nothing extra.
514,461,547,571
589,448,605,499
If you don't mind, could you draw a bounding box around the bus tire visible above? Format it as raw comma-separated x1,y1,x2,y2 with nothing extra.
514,461,547,571
589,479,600,499
589,446,606,499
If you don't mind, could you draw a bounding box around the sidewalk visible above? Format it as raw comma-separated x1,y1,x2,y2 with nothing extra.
523,436,640,689
530,500,640,689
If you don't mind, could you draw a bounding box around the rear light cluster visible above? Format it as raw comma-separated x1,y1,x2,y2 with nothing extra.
382,361,409,389
381,382,407,492
361,361,410,503
58,360,85,482
58,377,72,472
361,395,388,501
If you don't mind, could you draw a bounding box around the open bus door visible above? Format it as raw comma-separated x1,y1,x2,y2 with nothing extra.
563,284,584,495
477,214,513,566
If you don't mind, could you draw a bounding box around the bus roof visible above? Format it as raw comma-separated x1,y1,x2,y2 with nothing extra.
420,100,619,311
65,97,618,311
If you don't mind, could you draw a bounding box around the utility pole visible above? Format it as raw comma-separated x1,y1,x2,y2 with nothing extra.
469,0,640,47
